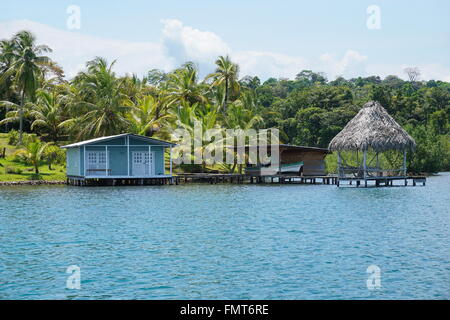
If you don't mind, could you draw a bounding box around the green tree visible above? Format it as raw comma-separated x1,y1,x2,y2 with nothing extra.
65,57,133,139
128,95,170,136
0,31,53,144
14,139,51,174
29,89,67,142
166,62,208,106
207,55,240,112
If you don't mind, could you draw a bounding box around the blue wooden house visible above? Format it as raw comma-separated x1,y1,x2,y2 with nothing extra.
61,133,175,186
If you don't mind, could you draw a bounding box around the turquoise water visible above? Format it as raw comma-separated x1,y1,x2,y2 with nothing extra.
0,173,449,299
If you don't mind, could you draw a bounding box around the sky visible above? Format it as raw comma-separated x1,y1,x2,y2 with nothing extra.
1,0,449,81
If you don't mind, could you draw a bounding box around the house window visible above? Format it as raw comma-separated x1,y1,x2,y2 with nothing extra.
98,152,106,164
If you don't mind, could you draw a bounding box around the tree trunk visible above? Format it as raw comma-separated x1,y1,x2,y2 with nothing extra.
18,90,25,145
35,164,39,174
223,77,228,112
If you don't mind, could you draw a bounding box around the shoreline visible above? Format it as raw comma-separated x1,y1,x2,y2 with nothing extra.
0,180,66,186
0,172,438,187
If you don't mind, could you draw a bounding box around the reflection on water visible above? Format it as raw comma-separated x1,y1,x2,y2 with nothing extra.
0,173,449,299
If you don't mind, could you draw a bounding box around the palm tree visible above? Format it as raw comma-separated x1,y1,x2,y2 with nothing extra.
29,89,66,142
207,56,240,112
225,91,263,130
0,38,18,131
121,73,149,103
128,95,170,136
0,31,53,144
0,100,33,130
65,57,133,139
14,139,51,174
224,92,264,173
172,101,222,172
166,62,208,106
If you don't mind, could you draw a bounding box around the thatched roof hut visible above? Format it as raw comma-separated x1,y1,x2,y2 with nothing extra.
329,101,416,152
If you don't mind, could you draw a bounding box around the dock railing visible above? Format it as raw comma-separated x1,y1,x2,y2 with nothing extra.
338,166,406,178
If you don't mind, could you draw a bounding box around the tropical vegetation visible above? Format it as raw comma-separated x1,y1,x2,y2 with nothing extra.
0,30,449,180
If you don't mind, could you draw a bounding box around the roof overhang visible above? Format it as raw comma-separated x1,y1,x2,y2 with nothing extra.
61,133,176,148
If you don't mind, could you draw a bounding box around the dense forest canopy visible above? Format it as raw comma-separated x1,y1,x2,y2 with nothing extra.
1,30,449,173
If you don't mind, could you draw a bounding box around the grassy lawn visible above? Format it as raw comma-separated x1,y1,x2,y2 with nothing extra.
0,133,66,182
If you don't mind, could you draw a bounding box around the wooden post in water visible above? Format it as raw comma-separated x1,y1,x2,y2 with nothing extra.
403,149,407,186
363,150,367,187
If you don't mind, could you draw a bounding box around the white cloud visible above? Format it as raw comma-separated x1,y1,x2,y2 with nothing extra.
0,19,172,78
233,51,308,80
1,19,449,82
319,50,368,79
366,63,450,82
161,18,230,70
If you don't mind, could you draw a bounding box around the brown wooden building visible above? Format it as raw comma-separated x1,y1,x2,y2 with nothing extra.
233,144,330,176
277,144,330,175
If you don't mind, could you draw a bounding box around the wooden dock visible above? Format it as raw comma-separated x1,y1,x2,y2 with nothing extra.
173,173,426,187
337,175,426,187
174,174,338,185
65,174,426,187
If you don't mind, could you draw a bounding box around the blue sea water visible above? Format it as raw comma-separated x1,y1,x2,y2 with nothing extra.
0,173,449,299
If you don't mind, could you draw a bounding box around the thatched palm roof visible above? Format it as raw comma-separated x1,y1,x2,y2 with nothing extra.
328,101,416,152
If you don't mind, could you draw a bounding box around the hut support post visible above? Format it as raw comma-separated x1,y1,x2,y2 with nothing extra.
403,150,407,177
337,151,341,178
363,150,367,187
376,152,380,176
403,149,407,186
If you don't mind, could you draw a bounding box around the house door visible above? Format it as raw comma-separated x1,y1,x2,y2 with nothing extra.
132,151,154,176
87,151,107,176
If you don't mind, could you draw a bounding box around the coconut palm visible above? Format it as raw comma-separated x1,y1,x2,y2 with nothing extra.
166,62,208,106
128,95,171,136
66,57,133,139
0,31,53,144
29,89,66,142
0,100,34,133
207,55,240,112
171,101,222,171
14,139,51,174
121,74,149,103
225,92,263,130
0,38,18,131
224,93,264,173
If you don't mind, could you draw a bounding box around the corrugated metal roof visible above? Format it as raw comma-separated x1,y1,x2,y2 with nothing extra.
61,133,176,148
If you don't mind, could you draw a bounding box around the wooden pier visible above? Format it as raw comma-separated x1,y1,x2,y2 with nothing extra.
337,175,426,187
173,173,338,185
66,174,426,187
173,173,426,187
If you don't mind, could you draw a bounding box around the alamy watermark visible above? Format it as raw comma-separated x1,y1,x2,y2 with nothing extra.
66,5,81,30
66,265,81,289
171,124,280,174
366,5,381,30
366,264,381,290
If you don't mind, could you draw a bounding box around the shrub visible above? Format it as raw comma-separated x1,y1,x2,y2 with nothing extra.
22,133,38,146
5,166,14,174
7,130,39,146
5,166,22,174
44,145,65,170
7,130,19,145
